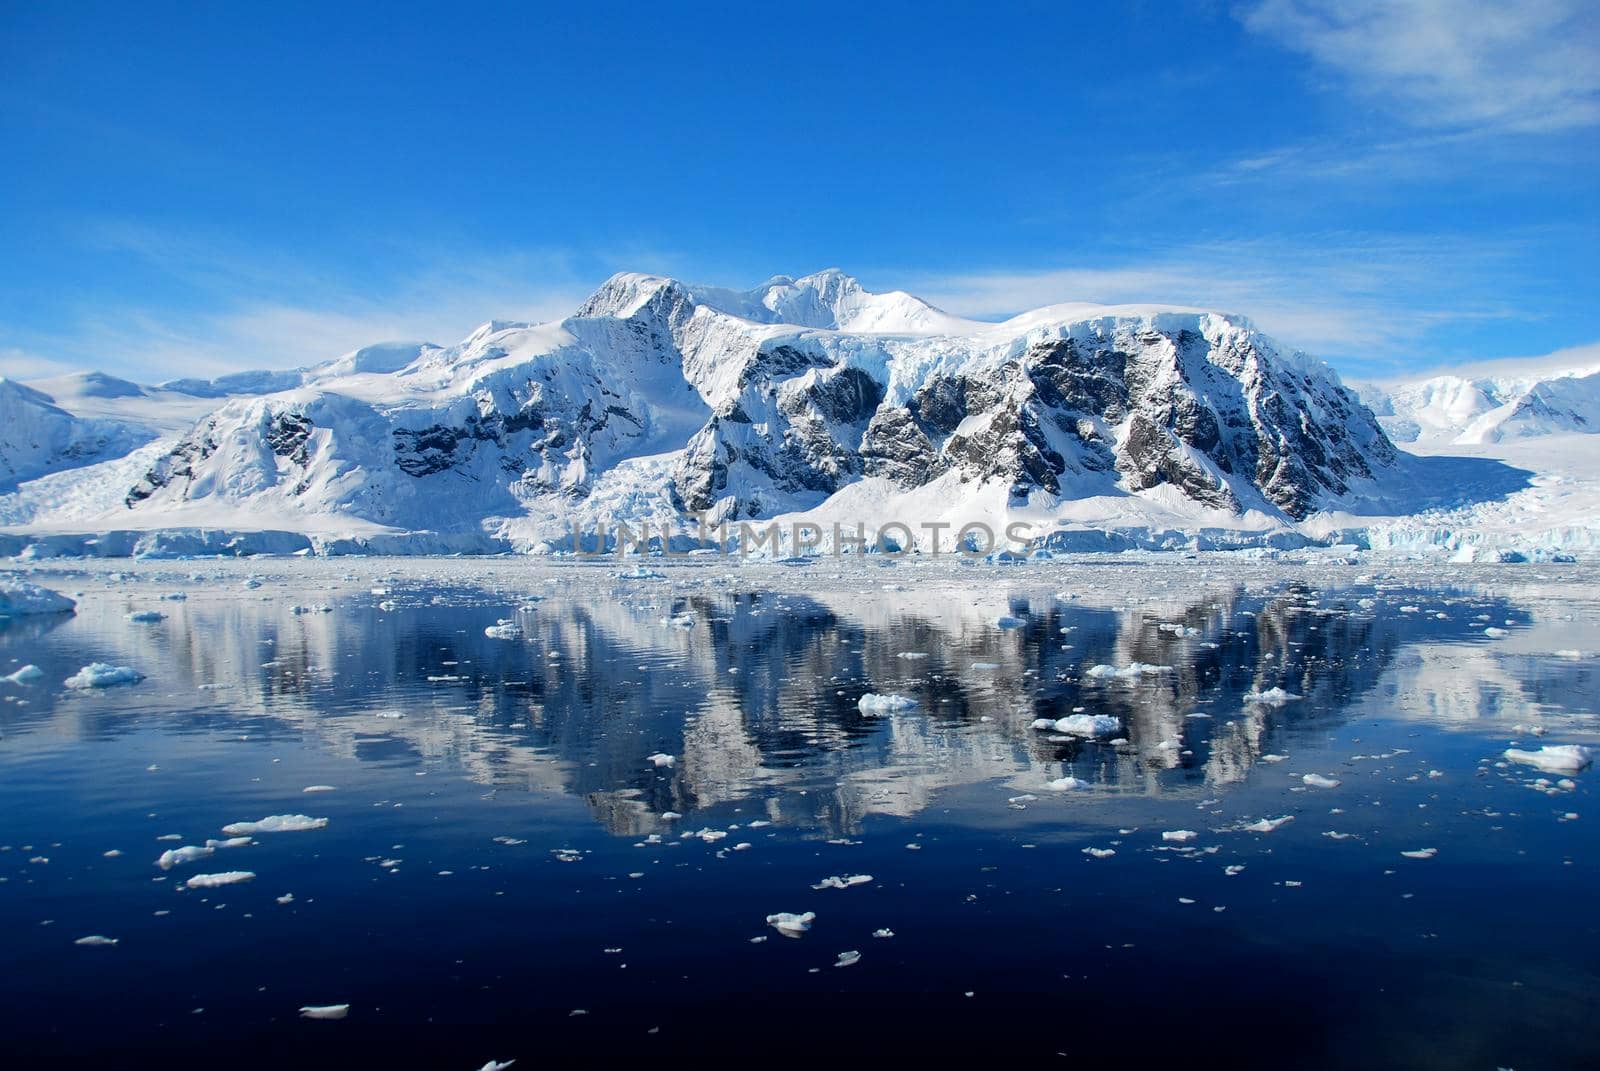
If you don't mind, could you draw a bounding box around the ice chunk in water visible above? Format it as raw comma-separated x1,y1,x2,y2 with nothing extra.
858,693,917,715
186,871,255,888
1503,746,1593,774
766,911,816,937
64,663,145,689
221,815,328,835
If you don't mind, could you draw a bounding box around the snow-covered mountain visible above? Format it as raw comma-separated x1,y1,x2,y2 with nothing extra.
1358,346,1600,447
0,376,153,489
4,268,1572,558
82,269,1408,543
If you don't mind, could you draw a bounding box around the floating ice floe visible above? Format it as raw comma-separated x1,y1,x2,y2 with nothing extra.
125,610,165,623
186,871,255,888
1242,816,1295,833
646,753,676,768
484,620,522,640
3,664,44,685
1032,714,1120,736
1302,774,1342,789
64,663,145,689
0,580,76,616
157,845,214,869
1400,848,1438,860
872,929,895,938
1243,687,1302,706
478,1062,516,1071
812,874,872,890
1083,847,1116,858
1503,745,1594,775
1085,663,1171,680
617,567,665,580
74,935,118,946
834,950,861,968
766,911,816,937
1162,830,1199,843
221,815,328,835
1046,776,1085,790
302,785,337,793
858,693,917,715
994,615,1026,629
660,613,694,629
298,1004,349,1020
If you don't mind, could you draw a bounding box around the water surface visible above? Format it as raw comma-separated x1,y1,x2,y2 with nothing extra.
2,559,1597,1067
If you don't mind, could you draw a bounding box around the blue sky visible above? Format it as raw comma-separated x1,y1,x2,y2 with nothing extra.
2,0,1596,383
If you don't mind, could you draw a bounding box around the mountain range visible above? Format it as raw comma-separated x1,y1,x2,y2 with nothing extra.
2,270,1594,558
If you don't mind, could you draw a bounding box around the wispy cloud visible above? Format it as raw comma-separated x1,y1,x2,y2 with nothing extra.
16,223,609,381
903,233,1535,367
0,347,77,381
1241,0,1600,133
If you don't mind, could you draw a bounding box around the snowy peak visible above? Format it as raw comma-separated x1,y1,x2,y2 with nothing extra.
1360,351,1600,446
576,268,970,336
31,371,147,401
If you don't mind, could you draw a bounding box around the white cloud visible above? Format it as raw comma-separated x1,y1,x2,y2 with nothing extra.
23,224,606,381
0,347,77,381
903,234,1526,361
1402,339,1600,382
1242,0,1600,132
70,284,592,382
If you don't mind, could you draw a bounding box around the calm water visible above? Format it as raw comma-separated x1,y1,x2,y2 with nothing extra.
2,559,1597,1067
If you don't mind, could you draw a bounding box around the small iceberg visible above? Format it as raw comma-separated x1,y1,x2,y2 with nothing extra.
1503,746,1593,775
1085,663,1171,680
221,815,328,835
812,874,872,890
0,580,76,616
1032,714,1120,736
186,871,255,889
1244,687,1302,706
156,845,214,870
298,1004,350,1020
858,693,917,715
766,911,816,937
3,664,44,685
64,663,145,689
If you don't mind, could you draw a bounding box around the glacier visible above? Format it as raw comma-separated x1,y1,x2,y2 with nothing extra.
0,269,1592,560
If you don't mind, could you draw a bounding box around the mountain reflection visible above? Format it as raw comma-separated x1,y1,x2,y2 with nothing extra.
0,575,1534,836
